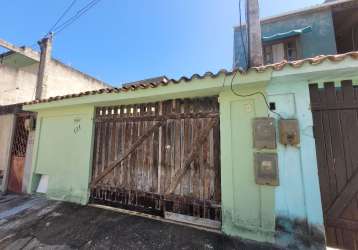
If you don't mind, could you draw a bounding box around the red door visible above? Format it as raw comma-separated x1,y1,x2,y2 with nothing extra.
8,156,25,193
8,114,30,193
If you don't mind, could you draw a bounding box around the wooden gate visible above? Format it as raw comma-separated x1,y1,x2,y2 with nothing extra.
310,81,358,250
90,97,221,225
8,113,32,193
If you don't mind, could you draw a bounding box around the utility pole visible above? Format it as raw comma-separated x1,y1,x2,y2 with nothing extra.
35,34,53,100
246,0,263,67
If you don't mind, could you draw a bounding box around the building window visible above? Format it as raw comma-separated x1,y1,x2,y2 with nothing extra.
285,40,298,61
263,38,299,64
263,45,273,64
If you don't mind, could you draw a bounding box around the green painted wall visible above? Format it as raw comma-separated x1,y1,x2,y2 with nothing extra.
28,105,95,204
219,84,275,242
23,55,358,246
25,73,276,243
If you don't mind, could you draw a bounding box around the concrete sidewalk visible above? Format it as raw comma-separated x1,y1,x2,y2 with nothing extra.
0,194,281,250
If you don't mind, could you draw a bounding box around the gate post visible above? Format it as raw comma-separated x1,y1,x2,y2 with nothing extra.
219,85,276,243
0,113,17,193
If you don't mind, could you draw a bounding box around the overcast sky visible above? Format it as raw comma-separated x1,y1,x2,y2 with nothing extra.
1,0,323,86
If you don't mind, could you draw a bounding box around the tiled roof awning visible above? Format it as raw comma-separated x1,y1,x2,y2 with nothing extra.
23,52,358,106
262,26,312,43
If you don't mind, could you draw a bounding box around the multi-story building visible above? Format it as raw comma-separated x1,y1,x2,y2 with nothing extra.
234,0,358,68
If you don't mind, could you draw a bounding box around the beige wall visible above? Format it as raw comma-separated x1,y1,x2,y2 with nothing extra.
0,114,15,191
0,59,108,106
0,57,108,191
45,60,108,98
0,64,38,105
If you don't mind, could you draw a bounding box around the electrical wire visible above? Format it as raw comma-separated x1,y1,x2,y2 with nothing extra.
26,0,101,49
52,0,102,35
52,0,101,34
46,0,78,36
230,69,283,119
53,0,99,32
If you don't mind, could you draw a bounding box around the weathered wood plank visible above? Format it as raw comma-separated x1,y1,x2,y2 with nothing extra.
173,100,181,195
166,118,218,195
164,112,172,193
327,218,358,231
325,227,337,247
325,82,347,195
213,118,221,209
313,111,332,211
310,81,358,249
91,97,221,222
193,117,201,201
326,169,358,219
321,89,338,207
152,117,159,193
95,112,219,123
183,99,191,196
92,121,165,186
141,105,149,192
158,102,163,194
120,115,126,187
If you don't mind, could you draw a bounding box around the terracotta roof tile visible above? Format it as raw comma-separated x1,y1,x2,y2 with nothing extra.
252,51,358,72
24,51,358,106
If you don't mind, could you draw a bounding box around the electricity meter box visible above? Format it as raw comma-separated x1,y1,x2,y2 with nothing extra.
253,118,276,149
279,119,300,146
254,152,279,186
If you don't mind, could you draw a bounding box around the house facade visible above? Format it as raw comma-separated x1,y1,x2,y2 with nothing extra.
0,39,110,194
234,0,358,69
0,49,108,105
23,52,358,249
